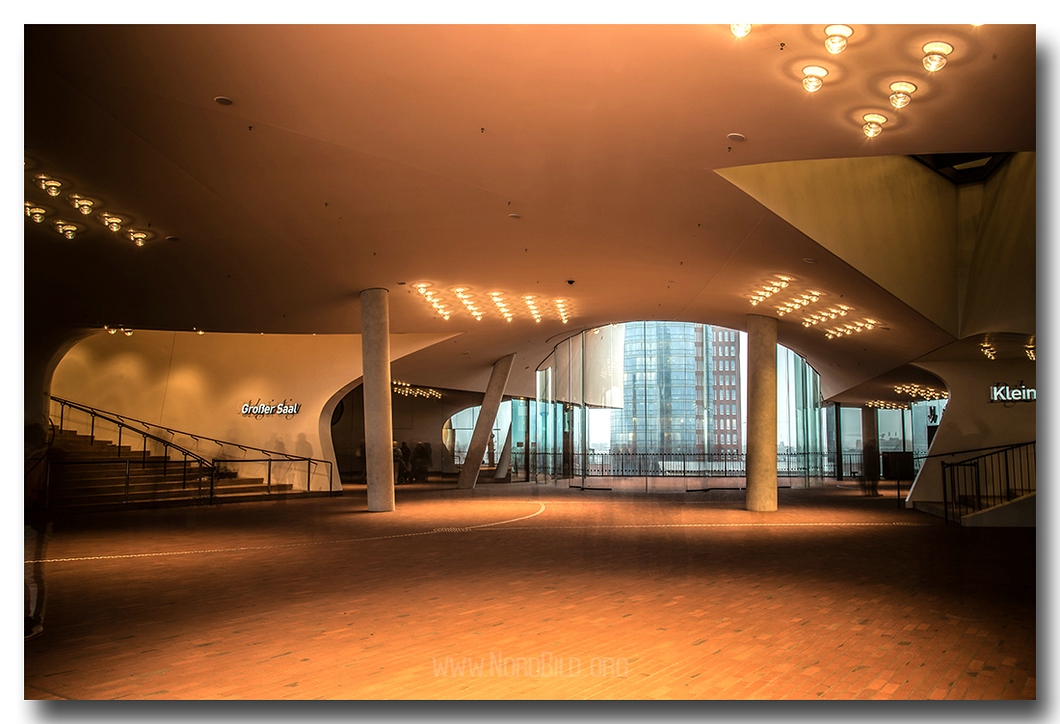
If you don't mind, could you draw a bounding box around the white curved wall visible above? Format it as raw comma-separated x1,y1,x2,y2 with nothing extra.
50,330,454,491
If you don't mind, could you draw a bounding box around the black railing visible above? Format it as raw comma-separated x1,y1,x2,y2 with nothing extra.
941,442,1035,524
49,398,213,505
49,396,334,502
526,451,852,480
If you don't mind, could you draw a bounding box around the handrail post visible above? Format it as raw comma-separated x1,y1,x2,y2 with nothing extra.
267,459,272,494
1004,449,1012,501
163,444,169,477
941,461,950,524
143,433,148,467
183,454,188,490
90,413,96,445
210,462,216,505
124,459,131,503
117,426,123,457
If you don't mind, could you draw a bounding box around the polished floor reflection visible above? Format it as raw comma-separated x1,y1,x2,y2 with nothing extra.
24,480,1035,700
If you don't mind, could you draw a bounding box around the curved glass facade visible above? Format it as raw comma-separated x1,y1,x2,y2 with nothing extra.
531,321,825,486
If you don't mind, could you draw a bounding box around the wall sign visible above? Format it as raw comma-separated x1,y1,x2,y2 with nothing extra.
241,398,301,419
989,382,1036,403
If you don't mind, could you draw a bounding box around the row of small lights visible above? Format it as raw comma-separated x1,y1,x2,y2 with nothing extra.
866,400,909,410
730,24,961,138
895,383,949,400
103,326,206,337
746,274,879,340
980,342,997,360
25,170,155,247
414,284,572,324
393,380,442,400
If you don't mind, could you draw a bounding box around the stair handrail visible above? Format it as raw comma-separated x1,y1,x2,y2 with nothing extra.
50,396,333,490
940,440,1035,524
50,396,215,472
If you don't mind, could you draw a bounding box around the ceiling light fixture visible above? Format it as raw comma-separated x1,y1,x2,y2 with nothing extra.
101,214,123,232
730,24,752,38
25,203,46,223
69,194,95,215
801,66,828,93
922,41,954,72
824,25,853,55
35,174,63,197
888,81,918,109
128,230,148,247
54,221,78,239
862,113,887,138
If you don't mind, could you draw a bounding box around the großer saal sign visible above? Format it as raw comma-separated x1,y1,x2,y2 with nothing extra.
241,398,301,419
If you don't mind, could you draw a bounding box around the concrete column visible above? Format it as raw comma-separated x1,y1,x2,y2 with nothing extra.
457,353,516,489
861,406,880,495
745,314,778,512
360,288,395,512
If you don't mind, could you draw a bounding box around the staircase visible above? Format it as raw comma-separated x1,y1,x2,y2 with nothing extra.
45,430,295,511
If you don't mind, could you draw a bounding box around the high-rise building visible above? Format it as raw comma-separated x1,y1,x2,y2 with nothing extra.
609,322,742,455
710,327,743,455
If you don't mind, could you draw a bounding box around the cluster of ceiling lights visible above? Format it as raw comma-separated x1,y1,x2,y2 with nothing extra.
1026,337,1035,361
747,275,793,306
103,325,134,337
25,168,158,247
894,383,949,400
824,318,878,339
866,400,909,410
731,25,958,139
802,305,852,327
775,290,823,317
980,341,997,360
413,284,572,324
392,380,442,400
744,275,878,339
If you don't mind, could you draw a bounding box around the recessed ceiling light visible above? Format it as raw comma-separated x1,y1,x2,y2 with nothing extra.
803,257,817,264
214,96,233,106
508,213,521,219
727,133,746,142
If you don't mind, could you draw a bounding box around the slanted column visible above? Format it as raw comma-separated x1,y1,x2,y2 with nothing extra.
360,288,395,512
494,423,513,480
745,314,778,512
457,354,516,490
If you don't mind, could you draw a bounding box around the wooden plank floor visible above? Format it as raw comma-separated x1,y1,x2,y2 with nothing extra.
23,480,1035,700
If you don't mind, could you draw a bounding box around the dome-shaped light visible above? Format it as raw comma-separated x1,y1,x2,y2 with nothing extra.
862,113,887,138
824,25,853,54
25,203,46,223
922,41,953,72
35,174,63,197
54,221,78,239
70,194,95,215
802,65,828,93
101,214,123,232
888,81,918,109
730,24,752,38
123,328,134,336
128,230,148,247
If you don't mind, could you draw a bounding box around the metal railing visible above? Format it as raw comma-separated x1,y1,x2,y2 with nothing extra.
49,396,334,502
941,442,1036,524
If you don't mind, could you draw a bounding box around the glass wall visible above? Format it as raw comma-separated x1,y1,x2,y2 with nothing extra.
531,321,826,483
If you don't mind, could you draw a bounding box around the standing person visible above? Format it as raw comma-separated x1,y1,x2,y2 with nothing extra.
400,442,411,484
25,423,52,641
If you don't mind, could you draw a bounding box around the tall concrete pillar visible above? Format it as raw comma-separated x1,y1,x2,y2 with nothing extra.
457,353,516,489
360,288,395,512
746,314,778,512
861,406,880,494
